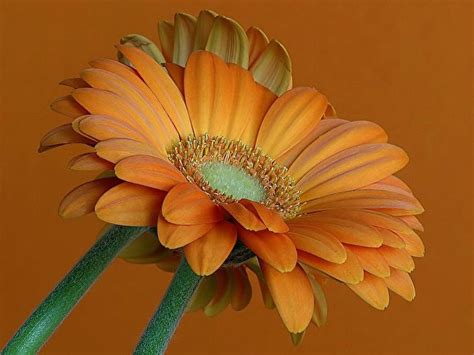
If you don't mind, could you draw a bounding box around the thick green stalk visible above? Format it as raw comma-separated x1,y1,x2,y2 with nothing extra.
134,258,202,355
3,225,147,354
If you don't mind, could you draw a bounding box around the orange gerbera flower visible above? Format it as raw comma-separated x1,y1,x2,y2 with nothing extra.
40,10,424,338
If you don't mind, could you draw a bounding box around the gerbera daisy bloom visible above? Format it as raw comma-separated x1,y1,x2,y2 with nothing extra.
39,9,424,341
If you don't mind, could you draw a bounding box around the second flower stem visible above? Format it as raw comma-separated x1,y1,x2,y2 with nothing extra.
2,225,147,354
134,258,202,355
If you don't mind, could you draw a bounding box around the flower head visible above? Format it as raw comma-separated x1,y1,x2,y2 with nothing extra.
40,10,424,339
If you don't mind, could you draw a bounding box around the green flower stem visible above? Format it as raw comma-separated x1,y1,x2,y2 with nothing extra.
134,258,202,355
3,225,148,354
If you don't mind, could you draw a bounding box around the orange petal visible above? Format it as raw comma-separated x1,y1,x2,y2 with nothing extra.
184,51,266,140
95,138,160,164
95,182,165,226
399,215,424,232
59,178,119,218
73,87,169,156
69,115,89,137
162,183,223,225
314,221,383,247
302,189,424,216
247,26,269,67
261,261,314,333
361,181,414,197
277,118,347,167
384,267,416,301
115,155,186,191
289,121,388,181
298,144,409,200
230,266,252,311
117,44,193,137
157,214,214,249
184,51,229,136
89,58,177,129
165,62,184,93
346,245,390,278
378,246,415,272
376,227,406,249
80,68,180,148
312,209,415,235
238,228,297,272
59,78,89,89
68,152,114,171
51,95,88,118
348,272,389,310
286,224,347,264
184,51,227,136
361,188,424,216
73,114,146,142
222,202,266,231
72,88,162,151
240,200,289,233
324,103,337,117
39,124,94,152
90,58,139,82
223,65,271,141
298,249,364,285
377,175,413,193
256,87,327,158
184,221,237,276
290,215,383,247
237,84,276,147
396,230,425,257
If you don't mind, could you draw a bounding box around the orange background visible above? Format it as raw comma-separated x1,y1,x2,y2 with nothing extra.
1,0,472,354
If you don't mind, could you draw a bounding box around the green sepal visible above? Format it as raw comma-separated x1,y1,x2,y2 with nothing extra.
172,13,197,67
193,10,217,50
186,274,218,312
290,331,305,346
250,39,292,96
117,34,166,66
205,16,249,69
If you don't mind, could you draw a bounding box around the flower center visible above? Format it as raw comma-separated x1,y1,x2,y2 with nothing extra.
168,135,301,219
200,162,267,202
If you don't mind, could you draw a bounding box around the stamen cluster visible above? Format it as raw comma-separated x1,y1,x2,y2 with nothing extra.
168,135,302,219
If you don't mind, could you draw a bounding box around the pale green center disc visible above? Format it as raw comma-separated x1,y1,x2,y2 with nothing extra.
200,162,266,203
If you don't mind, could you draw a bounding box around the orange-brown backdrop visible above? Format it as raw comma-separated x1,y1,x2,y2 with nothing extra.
1,0,472,354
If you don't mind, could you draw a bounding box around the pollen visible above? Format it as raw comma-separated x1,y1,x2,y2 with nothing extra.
168,135,302,219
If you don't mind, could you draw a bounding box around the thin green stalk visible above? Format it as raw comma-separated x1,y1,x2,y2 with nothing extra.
134,258,202,355
3,225,148,354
